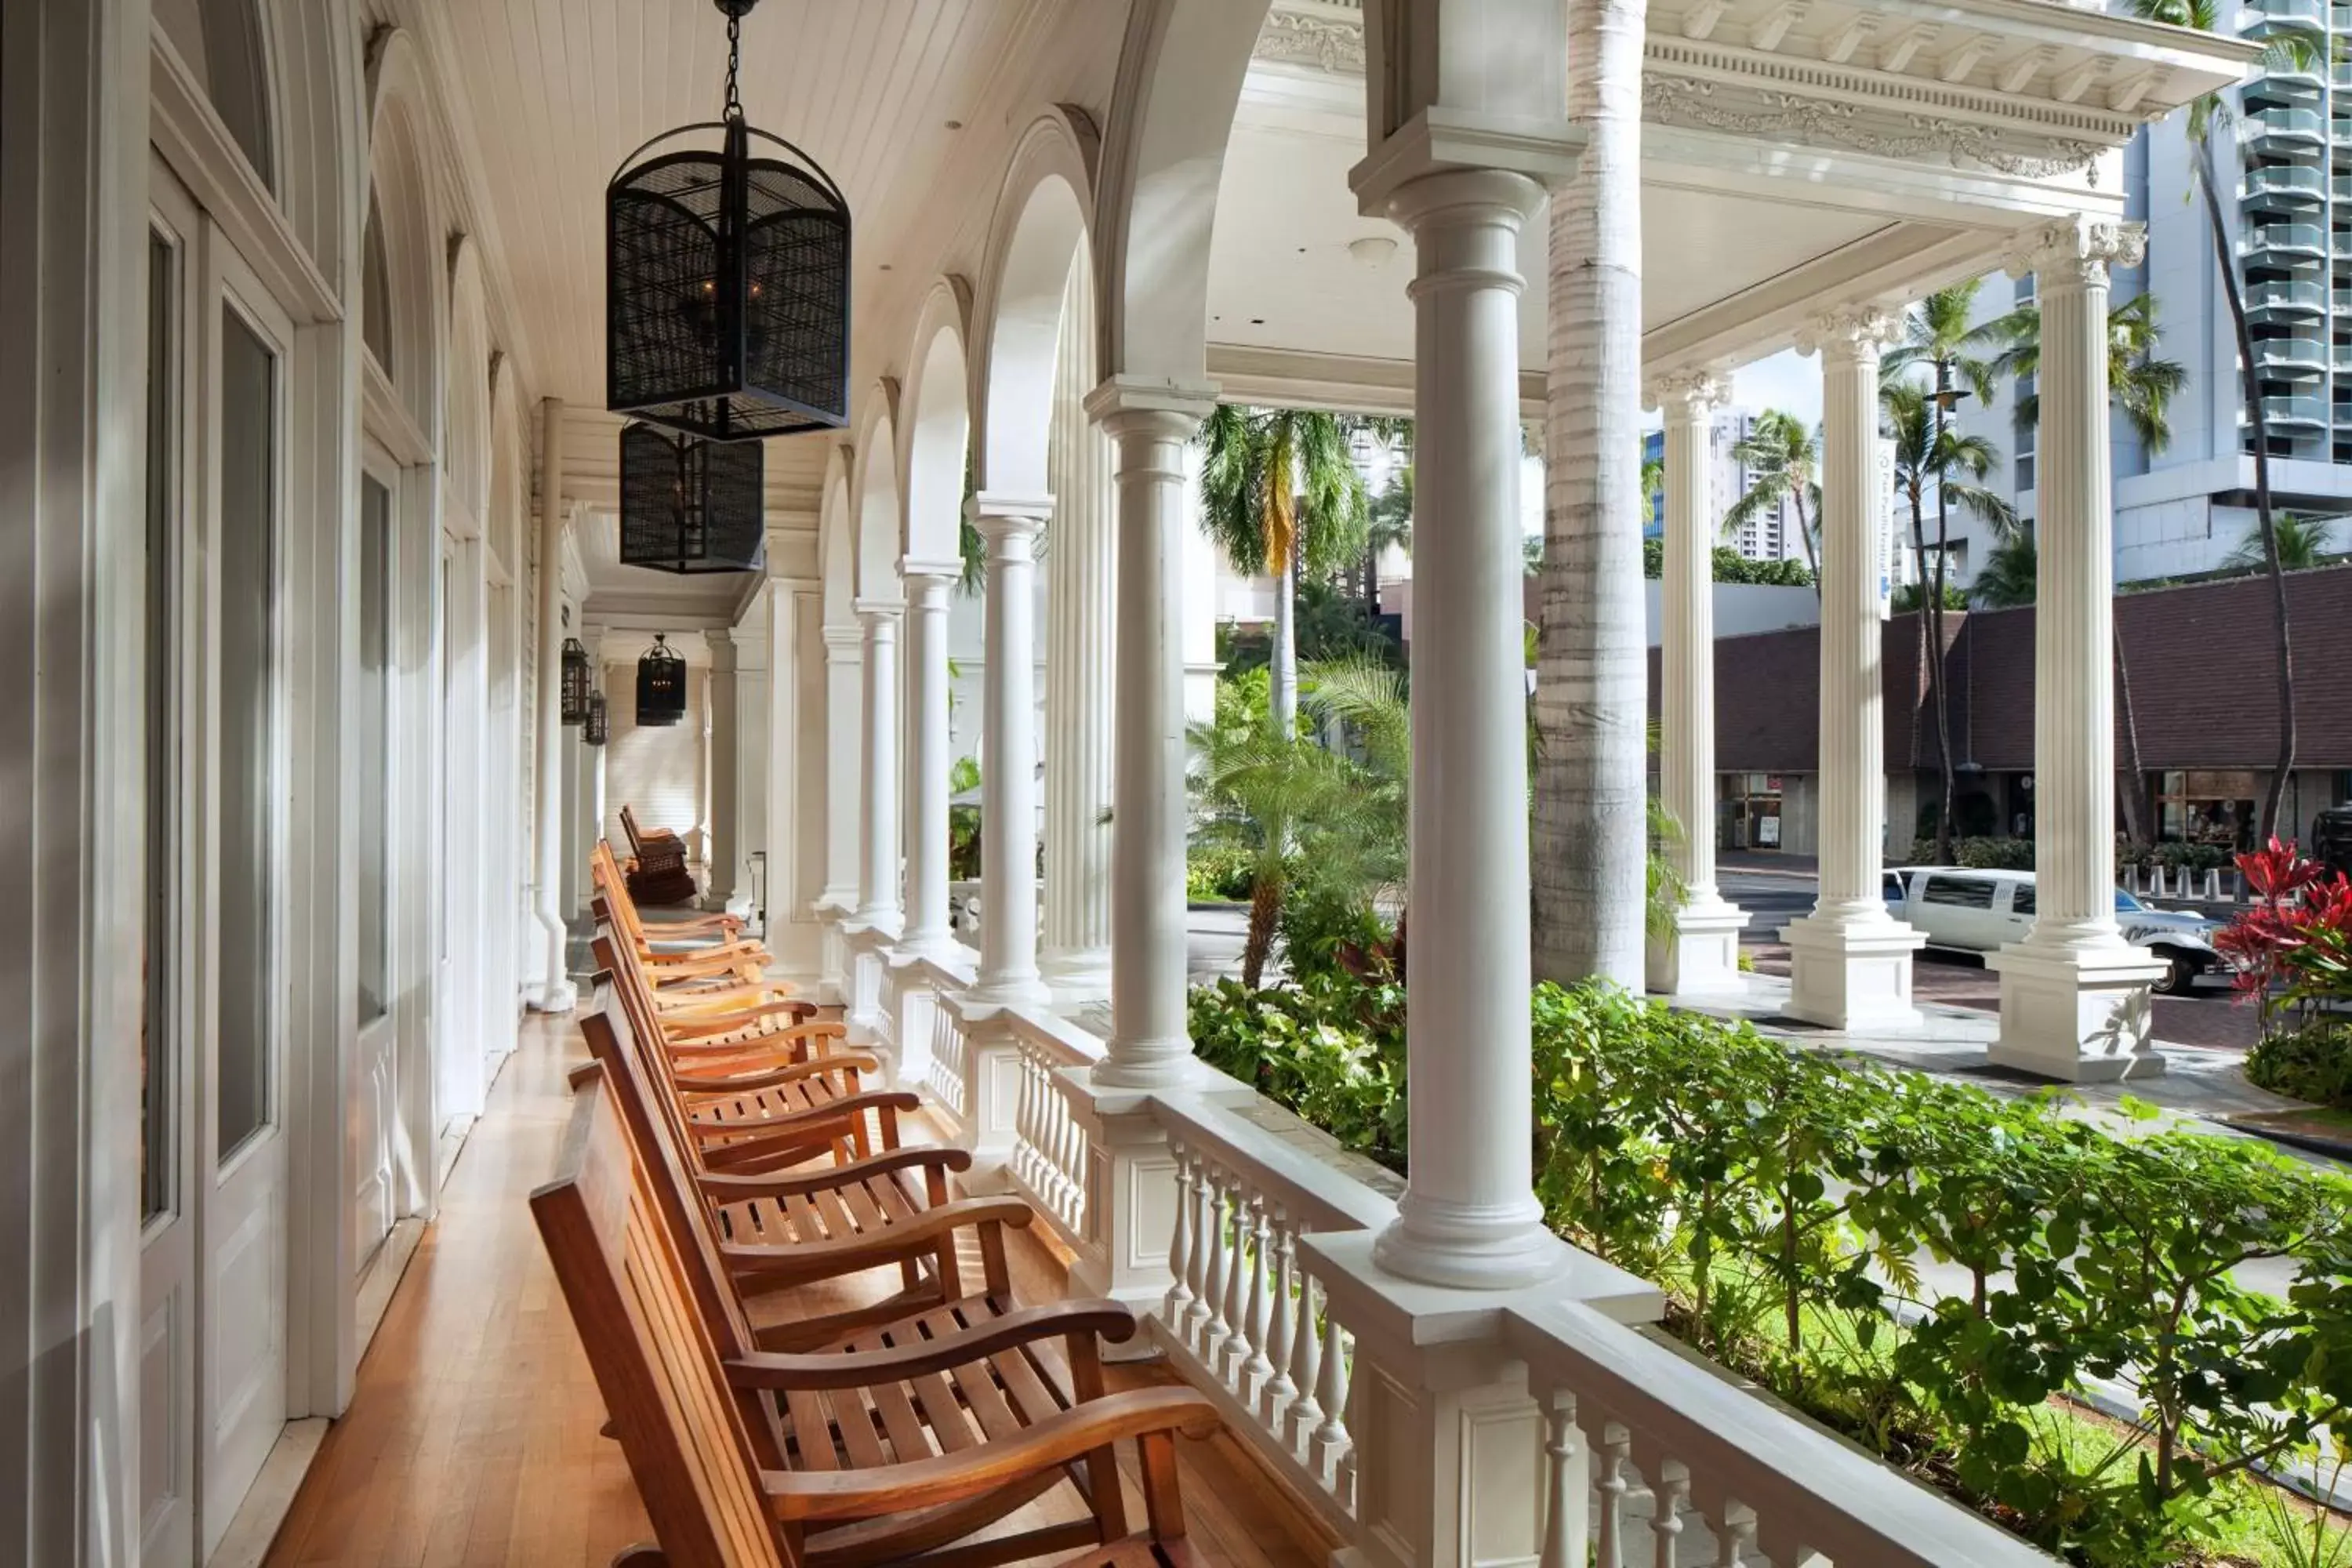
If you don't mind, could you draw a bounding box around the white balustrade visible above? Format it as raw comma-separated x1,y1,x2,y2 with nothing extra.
1001,1009,1104,1249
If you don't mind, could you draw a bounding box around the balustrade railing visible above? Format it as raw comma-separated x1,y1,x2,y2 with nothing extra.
1149,1091,1397,1531
1002,1011,1104,1248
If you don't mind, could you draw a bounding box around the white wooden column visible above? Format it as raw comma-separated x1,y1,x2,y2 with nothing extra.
762,575,827,980
900,565,960,957
1041,260,1117,1004
702,627,739,910
819,621,864,910
1989,217,2167,1081
1781,308,1925,1029
1357,162,1559,1290
1646,371,1747,996
532,407,575,1009
852,603,904,935
969,497,1051,1007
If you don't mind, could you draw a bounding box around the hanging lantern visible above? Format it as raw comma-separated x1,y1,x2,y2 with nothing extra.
636,635,688,728
619,420,765,573
583,690,609,747
561,637,593,724
605,0,850,441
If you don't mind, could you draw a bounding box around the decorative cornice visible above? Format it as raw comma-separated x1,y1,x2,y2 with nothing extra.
1797,305,1902,361
2004,216,2147,289
1253,10,1367,76
1645,369,1731,416
1642,74,2103,182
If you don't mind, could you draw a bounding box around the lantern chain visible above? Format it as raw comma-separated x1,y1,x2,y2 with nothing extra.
724,10,743,122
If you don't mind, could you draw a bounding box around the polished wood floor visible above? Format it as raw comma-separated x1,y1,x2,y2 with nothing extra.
261,1011,1338,1568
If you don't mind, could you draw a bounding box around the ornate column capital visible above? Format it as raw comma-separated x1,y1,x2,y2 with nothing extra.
1644,368,1729,422
1797,305,1902,365
2004,216,2146,291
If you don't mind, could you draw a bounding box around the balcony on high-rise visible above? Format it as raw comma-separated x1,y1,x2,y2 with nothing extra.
2245,162,2328,204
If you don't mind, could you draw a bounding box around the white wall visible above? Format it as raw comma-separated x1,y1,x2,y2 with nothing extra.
1642,582,1818,646
602,660,707,851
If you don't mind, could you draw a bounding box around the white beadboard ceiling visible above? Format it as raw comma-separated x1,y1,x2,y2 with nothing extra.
429,0,1123,418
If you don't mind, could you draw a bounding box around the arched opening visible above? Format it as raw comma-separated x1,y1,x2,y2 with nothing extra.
901,282,974,570
156,0,277,189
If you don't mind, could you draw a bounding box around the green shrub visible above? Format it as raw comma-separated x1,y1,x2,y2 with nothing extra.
1956,836,2035,870
2247,1020,2352,1108
1190,971,2352,1565
1185,844,1255,902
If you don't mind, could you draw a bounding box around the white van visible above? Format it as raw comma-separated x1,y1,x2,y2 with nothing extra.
1881,866,2230,996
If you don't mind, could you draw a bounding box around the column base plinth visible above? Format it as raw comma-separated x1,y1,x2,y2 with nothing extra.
1987,941,2169,1083
1645,895,1749,996
1779,913,1925,1030
1372,1196,1559,1291
531,979,578,1014
1038,946,1113,1007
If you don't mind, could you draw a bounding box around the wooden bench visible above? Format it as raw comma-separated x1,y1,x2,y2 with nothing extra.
535,1065,1216,1568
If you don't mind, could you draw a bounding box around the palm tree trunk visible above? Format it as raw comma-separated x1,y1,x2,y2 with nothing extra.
1906,488,1945,860
1271,547,1298,738
1243,873,1282,990
2114,622,2153,849
1795,492,1823,606
2198,140,2296,837
1928,374,1958,862
1534,0,1649,989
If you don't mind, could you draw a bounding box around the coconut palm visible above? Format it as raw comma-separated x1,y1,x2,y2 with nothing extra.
1534,0,1648,988
2227,511,2339,572
1970,534,2038,609
1974,292,2189,455
1725,411,1824,588
1197,404,1373,738
1366,464,1414,604
1884,378,2017,862
2123,0,2318,837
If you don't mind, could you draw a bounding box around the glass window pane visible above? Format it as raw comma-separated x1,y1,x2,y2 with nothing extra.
143,231,179,1224
217,306,276,1161
358,476,391,1023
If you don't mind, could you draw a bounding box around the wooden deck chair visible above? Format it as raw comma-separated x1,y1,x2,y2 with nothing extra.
593,931,844,1102
595,840,745,943
619,804,702,906
592,852,782,999
534,1069,1213,1568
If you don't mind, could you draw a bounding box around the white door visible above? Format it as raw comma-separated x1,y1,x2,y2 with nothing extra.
201,230,296,1557
354,456,399,1269
139,166,202,1568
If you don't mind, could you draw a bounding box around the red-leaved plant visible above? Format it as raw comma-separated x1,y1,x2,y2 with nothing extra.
2212,837,2352,1033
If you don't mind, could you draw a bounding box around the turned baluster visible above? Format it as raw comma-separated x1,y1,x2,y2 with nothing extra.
1163,1149,1196,1331
1593,1426,1631,1568
1650,1463,1689,1568
1216,1182,1251,1385
1258,1210,1299,1432
1283,1265,1324,1454
1182,1156,1217,1352
1197,1170,1234,1367
1712,1504,1755,1568
1238,1192,1276,1399
1309,1312,1351,1483
1537,1392,1587,1568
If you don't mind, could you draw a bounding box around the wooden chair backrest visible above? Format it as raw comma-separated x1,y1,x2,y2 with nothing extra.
576,979,762,1364
619,804,652,855
591,851,654,951
531,1069,789,1568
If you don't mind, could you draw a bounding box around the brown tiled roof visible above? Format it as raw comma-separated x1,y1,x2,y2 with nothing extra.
1656,567,2352,772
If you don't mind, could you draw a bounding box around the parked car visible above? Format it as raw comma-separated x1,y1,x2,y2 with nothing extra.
1881,866,2227,996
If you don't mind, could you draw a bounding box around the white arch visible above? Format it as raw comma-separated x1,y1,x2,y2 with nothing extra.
1094,4,1271,384
817,443,857,630
487,349,526,580
363,27,445,441
260,0,361,284
445,236,492,533
898,278,975,567
849,383,904,604
971,107,1098,499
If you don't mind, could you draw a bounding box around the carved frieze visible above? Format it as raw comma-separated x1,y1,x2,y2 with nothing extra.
1642,76,2103,183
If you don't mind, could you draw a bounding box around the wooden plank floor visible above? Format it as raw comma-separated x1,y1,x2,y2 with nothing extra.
262,1010,1340,1568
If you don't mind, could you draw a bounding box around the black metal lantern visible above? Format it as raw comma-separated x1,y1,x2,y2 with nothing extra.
605,0,850,441
619,421,765,573
583,690,609,747
636,635,688,728
561,637,593,725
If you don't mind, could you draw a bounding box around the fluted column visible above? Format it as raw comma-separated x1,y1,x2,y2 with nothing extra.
818,622,863,909
530,403,575,1010
1365,166,1557,1290
1041,260,1117,1003
971,497,1051,1007
899,567,959,956
852,603,903,934
1780,307,1924,1029
1645,371,1747,996
1989,217,2167,1082
702,628,739,910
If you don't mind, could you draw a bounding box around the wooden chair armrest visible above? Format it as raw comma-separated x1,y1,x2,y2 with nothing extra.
757,1389,1222,1522
695,1144,971,1200
725,1300,1138,1392
643,939,769,966
662,1004,830,1039
687,1090,916,1142
718,1197,1037,1279
671,1054,877,1094
647,956,768,984
651,984,800,1012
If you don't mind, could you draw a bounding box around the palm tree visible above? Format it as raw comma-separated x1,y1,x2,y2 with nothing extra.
1884,378,2017,861
1975,292,2189,454
1724,411,1823,590
1970,535,2038,609
1534,0,1648,989
2227,511,2339,572
1197,405,1372,738
2123,0,2317,838
1366,465,1414,607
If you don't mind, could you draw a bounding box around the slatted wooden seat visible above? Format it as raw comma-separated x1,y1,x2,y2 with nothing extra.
621,804,702,906
535,1068,1214,1568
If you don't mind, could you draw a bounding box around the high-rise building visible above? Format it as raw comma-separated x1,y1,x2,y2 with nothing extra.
1645,407,1812,565
1947,9,2352,590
